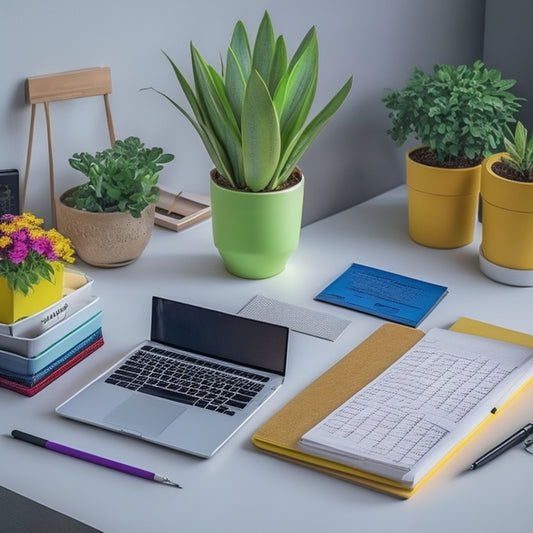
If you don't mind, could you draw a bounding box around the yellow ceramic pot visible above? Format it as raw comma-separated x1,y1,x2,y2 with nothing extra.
406,147,481,248
0,261,64,324
481,153,533,270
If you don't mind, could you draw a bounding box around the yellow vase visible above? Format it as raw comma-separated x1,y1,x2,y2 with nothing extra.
481,153,533,270
0,262,64,324
406,147,481,248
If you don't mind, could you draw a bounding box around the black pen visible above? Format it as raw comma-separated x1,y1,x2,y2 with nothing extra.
470,422,533,470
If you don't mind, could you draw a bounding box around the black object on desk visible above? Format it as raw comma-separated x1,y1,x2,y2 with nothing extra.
470,423,533,470
0,485,103,533
0,169,20,216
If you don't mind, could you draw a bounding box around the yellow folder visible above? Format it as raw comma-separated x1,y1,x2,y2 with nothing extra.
252,319,533,498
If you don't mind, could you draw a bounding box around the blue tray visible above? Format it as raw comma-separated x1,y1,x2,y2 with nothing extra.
0,311,103,375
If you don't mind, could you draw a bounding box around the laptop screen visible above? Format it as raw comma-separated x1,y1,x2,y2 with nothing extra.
150,297,288,375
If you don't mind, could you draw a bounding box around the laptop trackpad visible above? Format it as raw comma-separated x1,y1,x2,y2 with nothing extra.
103,395,186,437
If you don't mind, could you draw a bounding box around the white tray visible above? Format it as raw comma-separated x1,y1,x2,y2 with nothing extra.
0,268,94,337
0,296,101,357
479,247,533,287
0,311,103,375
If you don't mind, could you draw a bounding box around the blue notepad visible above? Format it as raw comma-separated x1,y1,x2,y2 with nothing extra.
315,263,448,327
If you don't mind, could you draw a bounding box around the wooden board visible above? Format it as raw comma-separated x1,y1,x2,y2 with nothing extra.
154,187,211,231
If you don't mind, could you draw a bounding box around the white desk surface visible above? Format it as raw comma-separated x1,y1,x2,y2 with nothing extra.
2,185,532,533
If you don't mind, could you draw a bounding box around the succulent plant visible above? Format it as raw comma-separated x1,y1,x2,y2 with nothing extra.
66,136,174,217
150,11,352,192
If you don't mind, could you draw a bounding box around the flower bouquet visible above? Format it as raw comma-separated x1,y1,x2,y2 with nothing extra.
0,213,75,323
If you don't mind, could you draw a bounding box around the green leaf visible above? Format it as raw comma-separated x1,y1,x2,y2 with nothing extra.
242,70,281,191
106,186,121,200
251,11,275,83
147,85,235,187
156,153,175,164
272,68,289,118
192,46,238,133
225,47,247,125
277,31,318,149
191,45,244,185
229,20,251,80
287,26,317,72
162,49,208,125
275,76,353,186
156,52,233,177
267,36,287,95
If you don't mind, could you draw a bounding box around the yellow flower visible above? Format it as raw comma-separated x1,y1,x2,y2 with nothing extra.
0,211,76,294
47,228,75,263
21,212,43,226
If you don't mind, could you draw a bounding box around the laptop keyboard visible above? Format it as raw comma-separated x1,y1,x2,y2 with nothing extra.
105,345,269,416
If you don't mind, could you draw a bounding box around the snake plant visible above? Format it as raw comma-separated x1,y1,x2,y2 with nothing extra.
151,11,352,192
500,121,533,180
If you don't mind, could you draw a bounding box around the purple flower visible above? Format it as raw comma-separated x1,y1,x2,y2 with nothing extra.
10,228,30,245
31,236,57,260
7,240,29,264
0,213,15,223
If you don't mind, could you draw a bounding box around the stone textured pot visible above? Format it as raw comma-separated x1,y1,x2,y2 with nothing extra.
210,169,304,279
55,188,155,267
480,153,533,285
406,147,481,248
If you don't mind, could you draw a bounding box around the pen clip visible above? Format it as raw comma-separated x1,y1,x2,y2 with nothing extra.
524,435,533,453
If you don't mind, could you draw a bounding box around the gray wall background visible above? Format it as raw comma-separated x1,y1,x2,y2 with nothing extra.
484,0,533,131
1,0,514,227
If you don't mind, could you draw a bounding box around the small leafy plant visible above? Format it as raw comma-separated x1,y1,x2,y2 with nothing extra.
149,11,352,192
383,61,522,164
66,136,174,217
498,121,533,181
0,212,74,294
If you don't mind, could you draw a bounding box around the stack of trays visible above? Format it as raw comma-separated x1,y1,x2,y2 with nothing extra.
0,269,104,396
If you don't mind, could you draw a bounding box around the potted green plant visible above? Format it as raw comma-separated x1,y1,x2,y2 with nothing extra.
149,11,352,278
480,121,533,285
383,61,521,248
55,136,174,267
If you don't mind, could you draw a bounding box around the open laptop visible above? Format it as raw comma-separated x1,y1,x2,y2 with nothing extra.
56,296,289,458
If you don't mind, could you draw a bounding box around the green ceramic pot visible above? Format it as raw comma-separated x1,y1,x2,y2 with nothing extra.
210,169,304,279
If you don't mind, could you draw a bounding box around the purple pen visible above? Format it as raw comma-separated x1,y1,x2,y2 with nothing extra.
11,430,182,488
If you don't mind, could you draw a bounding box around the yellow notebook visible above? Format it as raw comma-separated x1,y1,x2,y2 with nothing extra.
252,320,533,499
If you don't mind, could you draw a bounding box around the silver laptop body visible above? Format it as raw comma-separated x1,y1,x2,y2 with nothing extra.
56,297,289,458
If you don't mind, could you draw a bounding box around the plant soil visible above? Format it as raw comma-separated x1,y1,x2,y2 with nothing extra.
409,146,482,169
491,161,533,183
211,168,302,192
